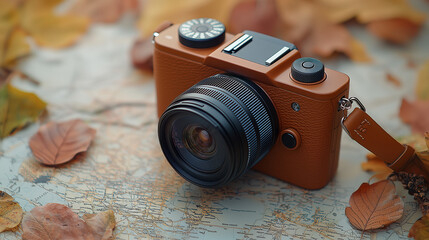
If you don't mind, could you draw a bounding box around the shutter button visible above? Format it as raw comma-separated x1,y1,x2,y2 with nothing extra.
291,57,325,84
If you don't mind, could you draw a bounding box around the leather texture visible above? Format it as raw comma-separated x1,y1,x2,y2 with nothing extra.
154,23,350,189
343,108,429,181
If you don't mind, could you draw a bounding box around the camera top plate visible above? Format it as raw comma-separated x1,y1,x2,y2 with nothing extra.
222,31,297,66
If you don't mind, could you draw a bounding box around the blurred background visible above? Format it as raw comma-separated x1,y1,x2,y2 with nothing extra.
1,0,429,239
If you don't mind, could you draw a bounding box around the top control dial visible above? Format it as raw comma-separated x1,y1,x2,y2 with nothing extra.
178,18,225,48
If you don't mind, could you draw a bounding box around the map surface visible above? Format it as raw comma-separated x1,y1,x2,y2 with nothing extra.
1,8,429,239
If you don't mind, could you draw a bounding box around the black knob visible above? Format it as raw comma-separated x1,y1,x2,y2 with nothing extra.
178,18,225,48
291,57,325,84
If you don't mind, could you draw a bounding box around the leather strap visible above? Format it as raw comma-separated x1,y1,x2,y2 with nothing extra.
343,108,429,181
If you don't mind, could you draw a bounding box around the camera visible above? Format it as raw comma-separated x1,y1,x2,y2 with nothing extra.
153,18,349,189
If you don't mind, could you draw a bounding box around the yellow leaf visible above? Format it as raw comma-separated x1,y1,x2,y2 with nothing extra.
0,191,23,233
416,60,429,100
0,83,46,138
346,39,372,63
409,214,429,239
3,28,30,66
83,210,116,239
21,11,89,48
137,0,240,36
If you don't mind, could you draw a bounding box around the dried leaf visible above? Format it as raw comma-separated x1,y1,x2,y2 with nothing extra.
367,18,421,44
3,28,31,66
425,132,429,149
21,203,94,240
362,153,393,180
399,98,429,134
345,180,404,231
385,73,402,87
137,0,240,36
29,119,96,166
68,0,138,23
228,0,280,36
0,191,23,233
83,210,116,240
0,83,47,138
409,214,429,239
131,38,154,72
416,60,429,100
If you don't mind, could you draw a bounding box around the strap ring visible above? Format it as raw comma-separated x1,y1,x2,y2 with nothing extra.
339,97,366,137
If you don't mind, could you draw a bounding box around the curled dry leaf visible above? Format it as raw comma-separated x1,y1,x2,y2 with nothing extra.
0,191,23,233
345,180,404,232
399,98,429,134
29,119,96,166
367,18,421,44
131,38,154,72
21,203,93,240
83,210,116,240
416,60,429,100
409,214,429,239
21,203,116,240
362,153,393,181
0,83,47,138
68,0,138,23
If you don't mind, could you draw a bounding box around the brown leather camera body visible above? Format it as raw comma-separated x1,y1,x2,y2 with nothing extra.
154,23,349,189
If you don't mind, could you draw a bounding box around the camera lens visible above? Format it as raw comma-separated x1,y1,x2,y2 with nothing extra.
158,74,277,187
183,125,216,159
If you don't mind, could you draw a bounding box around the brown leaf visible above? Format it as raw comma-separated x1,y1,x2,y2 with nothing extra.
367,18,421,44
399,98,429,134
83,210,116,240
409,214,429,239
131,38,154,73
228,0,280,36
425,132,429,149
29,119,96,166
345,180,404,231
68,0,138,23
0,191,23,233
416,60,429,100
362,153,393,180
21,203,94,240
385,73,402,87
0,83,47,138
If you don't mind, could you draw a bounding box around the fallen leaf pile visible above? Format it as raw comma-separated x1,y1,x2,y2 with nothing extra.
0,191,23,233
345,180,404,234
409,214,429,239
136,0,425,64
29,119,96,166
0,0,90,67
0,69,46,138
21,203,115,240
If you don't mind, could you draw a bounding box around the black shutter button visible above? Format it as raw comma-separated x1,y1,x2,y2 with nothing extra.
291,57,325,84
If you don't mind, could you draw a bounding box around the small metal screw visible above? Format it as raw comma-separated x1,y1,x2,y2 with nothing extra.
291,102,300,112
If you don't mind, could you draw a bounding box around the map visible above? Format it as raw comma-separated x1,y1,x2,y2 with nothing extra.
1,12,428,240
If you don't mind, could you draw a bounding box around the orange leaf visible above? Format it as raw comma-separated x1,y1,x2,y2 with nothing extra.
399,98,429,134
385,73,402,87
0,191,23,233
361,153,393,181
409,214,429,239
21,203,94,240
29,119,96,166
345,180,404,231
83,210,116,240
367,18,421,44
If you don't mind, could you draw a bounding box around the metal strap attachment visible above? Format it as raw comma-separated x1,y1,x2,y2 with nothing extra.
339,97,366,137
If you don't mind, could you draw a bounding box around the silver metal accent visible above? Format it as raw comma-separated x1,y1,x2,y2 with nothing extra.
339,97,366,136
265,47,290,66
223,34,252,53
152,32,159,44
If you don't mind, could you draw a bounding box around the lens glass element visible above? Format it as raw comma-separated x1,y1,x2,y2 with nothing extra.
183,125,216,159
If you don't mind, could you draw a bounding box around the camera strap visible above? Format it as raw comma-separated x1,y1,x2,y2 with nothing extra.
339,97,429,181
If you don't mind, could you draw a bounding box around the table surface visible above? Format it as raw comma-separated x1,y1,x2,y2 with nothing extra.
1,3,429,239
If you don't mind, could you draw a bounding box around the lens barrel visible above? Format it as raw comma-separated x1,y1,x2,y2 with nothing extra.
158,74,277,187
